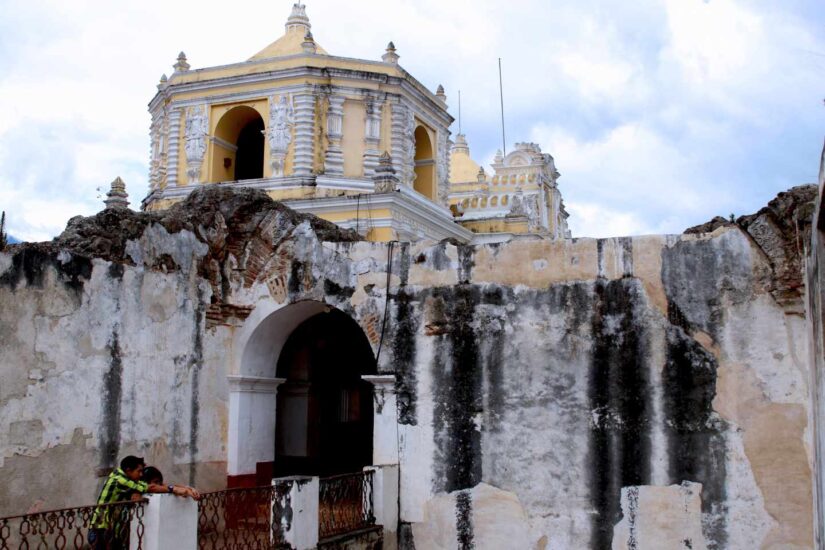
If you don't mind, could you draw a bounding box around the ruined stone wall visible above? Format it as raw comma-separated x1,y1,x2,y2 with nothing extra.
806,142,825,550
0,187,815,549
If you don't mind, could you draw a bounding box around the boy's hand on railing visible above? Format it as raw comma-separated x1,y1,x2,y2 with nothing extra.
172,485,201,500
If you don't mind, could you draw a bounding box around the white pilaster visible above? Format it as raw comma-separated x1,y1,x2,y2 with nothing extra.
130,495,197,550
275,476,319,550
362,375,399,465
390,103,411,186
293,92,316,178
324,95,345,176
227,375,286,476
363,98,383,177
166,107,182,187
364,464,399,546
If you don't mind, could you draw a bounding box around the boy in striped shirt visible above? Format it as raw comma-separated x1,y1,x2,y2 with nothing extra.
89,455,199,549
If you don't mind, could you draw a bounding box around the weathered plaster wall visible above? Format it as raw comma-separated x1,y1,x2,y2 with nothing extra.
0,186,815,549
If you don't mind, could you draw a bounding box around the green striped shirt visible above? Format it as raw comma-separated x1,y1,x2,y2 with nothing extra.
91,468,148,529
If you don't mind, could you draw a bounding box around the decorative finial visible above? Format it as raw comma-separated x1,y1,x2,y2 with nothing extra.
157,74,168,91
451,134,469,154
173,52,190,72
494,149,504,165
104,177,129,210
435,84,446,103
477,167,487,184
302,30,317,54
373,152,400,193
382,41,399,64
286,2,311,32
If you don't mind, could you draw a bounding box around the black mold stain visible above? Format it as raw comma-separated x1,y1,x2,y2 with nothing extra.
188,286,206,486
398,242,410,286
663,326,727,549
587,279,652,550
397,522,416,550
100,330,123,469
288,261,306,295
455,490,475,550
432,286,483,493
662,238,751,338
107,262,124,280
392,289,419,425
619,237,634,277
457,245,475,284
0,248,92,300
323,279,354,299
596,239,606,278
431,242,451,270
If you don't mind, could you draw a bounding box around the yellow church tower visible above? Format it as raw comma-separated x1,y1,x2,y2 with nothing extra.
143,3,469,242
143,2,569,242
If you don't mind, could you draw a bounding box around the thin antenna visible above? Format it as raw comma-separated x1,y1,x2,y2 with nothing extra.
498,58,506,155
458,89,462,135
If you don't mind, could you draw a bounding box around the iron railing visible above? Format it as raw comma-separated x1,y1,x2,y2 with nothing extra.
318,471,375,539
197,484,289,549
0,499,146,550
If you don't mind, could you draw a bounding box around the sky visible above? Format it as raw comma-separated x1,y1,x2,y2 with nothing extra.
0,0,822,241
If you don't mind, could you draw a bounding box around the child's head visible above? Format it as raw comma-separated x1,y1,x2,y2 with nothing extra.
141,466,164,485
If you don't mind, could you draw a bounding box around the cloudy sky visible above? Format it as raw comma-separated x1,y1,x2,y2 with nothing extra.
0,0,822,241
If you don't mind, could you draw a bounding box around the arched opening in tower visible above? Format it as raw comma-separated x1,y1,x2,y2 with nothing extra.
414,125,436,200
211,106,265,182
234,118,264,180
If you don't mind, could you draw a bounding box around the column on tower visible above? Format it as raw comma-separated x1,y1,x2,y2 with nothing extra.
390,99,412,186
166,107,182,187
293,90,316,178
324,95,345,176
363,96,382,178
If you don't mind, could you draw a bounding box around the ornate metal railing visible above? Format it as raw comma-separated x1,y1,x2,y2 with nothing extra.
318,471,375,539
197,484,289,549
0,499,146,550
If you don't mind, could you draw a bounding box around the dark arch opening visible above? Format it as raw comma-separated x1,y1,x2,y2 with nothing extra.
275,309,376,477
235,118,264,180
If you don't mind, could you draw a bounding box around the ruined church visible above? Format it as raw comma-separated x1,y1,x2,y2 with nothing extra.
1,3,824,550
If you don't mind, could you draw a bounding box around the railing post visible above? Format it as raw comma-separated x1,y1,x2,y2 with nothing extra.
131,495,197,550
364,465,399,547
361,375,399,465
276,476,319,550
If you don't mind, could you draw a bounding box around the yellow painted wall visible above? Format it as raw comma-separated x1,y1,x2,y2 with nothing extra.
342,100,366,178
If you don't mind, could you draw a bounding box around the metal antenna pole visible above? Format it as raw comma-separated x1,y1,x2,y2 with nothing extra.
498,58,506,156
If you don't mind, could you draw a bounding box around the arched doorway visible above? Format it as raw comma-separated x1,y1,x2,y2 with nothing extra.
212,106,265,182
274,308,376,477
413,125,436,200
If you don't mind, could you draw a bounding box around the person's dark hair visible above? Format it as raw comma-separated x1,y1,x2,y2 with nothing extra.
141,466,164,485
120,455,145,472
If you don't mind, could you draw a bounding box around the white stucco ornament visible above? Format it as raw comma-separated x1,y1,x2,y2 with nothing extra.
266,95,295,176
184,104,208,184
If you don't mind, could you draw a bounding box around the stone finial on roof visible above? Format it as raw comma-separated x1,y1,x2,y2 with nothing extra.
302,31,317,54
452,133,469,154
373,152,400,193
157,74,168,91
104,177,129,210
382,41,399,64
494,149,504,165
173,52,190,72
286,2,311,32
477,167,487,183
435,84,446,103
